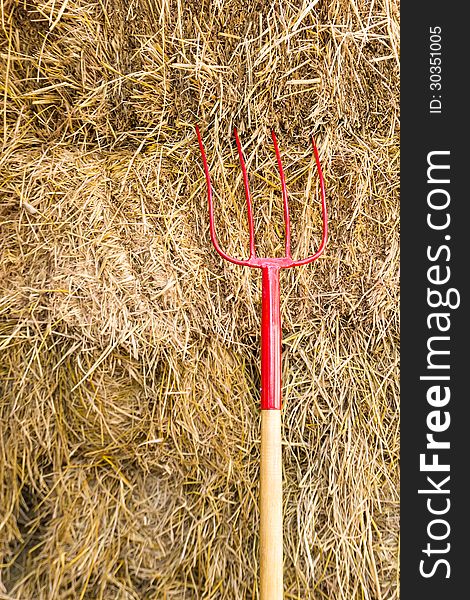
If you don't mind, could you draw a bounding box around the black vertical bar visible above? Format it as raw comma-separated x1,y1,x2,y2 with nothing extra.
401,3,468,598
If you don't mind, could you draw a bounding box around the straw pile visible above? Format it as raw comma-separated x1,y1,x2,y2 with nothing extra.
0,0,399,598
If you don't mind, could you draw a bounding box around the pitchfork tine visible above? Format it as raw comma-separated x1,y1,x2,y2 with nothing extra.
290,136,328,266
234,128,256,259
271,130,291,259
195,125,249,267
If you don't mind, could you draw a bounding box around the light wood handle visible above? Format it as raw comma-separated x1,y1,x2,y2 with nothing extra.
260,409,283,599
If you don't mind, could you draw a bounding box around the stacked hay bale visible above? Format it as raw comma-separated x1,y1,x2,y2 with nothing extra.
0,0,399,598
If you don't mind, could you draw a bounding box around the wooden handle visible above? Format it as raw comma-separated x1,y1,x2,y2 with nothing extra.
260,409,283,599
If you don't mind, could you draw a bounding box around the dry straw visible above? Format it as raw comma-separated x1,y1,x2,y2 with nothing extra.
0,0,399,598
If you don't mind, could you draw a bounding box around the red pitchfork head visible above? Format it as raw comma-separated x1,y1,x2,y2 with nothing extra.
195,126,328,269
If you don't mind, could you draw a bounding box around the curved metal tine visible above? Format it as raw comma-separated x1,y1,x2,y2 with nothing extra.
233,128,256,259
290,137,328,267
195,126,252,267
271,130,291,259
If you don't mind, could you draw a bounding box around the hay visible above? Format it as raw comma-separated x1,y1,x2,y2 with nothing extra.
0,0,399,598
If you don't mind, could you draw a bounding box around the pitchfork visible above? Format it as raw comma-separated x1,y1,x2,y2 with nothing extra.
196,126,327,599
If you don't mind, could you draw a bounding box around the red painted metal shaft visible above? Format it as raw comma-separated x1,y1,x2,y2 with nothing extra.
260,266,282,410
